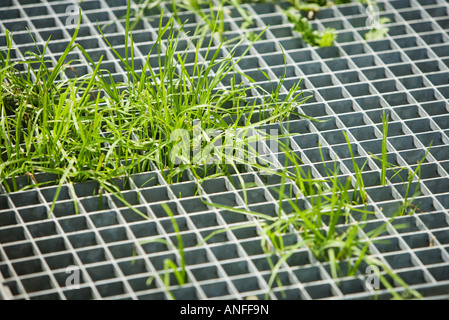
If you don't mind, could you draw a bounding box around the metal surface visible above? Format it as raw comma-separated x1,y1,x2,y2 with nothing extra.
0,0,449,300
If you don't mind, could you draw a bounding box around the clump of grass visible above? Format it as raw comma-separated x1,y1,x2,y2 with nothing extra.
283,8,337,47
203,134,425,300
1,4,309,195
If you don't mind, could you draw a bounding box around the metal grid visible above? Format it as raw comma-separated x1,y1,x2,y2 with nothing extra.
1,0,449,300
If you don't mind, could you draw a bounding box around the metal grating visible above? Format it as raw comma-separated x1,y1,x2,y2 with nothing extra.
1,0,449,300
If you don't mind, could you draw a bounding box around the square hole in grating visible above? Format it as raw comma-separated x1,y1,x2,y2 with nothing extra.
45,253,76,271
247,202,278,218
130,172,160,189
308,74,335,88
27,221,57,238
189,212,219,229
21,275,53,294
90,210,120,228
140,187,170,202
219,209,249,225
305,283,335,299
87,264,117,282
202,281,229,298
36,237,67,254
99,226,128,243
239,188,269,205
349,125,377,141
40,186,71,202
429,265,449,281
427,72,449,86
433,230,449,245
128,275,158,293
0,211,17,227
432,44,449,57
389,64,417,77
200,225,228,244
160,216,188,234
252,255,279,272
81,196,111,213
183,248,209,266
58,216,89,234
345,83,374,97
384,252,415,270
209,192,239,207
120,206,149,223
424,178,449,195
415,248,445,265
433,115,449,130
108,242,135,259
399,76,427,90
405,48,432,61
404,118,433,133
200,177,229,194
10,191,40,208
373,236,402,253
13,258,43,276
56,265,88,287
416,61,443,73
240,239,264,257
403,232,431,249
170,182,198,199
352,55,379,69
169,232,198,249
179,198,209,213
63,287,94,300
171,286,198,300
210,243,240,261
232,276,261,293
420,212,449,230
111,191,140,208
0,226,26,244
373,79,399,93
421,32,448,46
325,58,351,72
18,205,50,223
220,260,249,278
68,231,99,249
97,281,126,298
191,265,219,282
342,43,368,58
391,216,420,234
396,269,428,286
130,221,158,239
74,180,101,198
292,265,322,284
335,70,361,84
4,242,35,260
298,61,325,75
338,278,367,296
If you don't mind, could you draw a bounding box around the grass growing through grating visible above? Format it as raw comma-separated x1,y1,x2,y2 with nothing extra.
135,203,187,299
0,5,310,194
203,135,426,300
131,0,389,46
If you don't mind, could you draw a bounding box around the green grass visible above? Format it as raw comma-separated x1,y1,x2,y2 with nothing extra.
203,137,425,300
0,7,309,194
129,0,388,46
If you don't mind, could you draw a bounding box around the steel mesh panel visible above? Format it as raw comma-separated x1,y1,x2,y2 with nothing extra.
0,0,449,300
